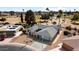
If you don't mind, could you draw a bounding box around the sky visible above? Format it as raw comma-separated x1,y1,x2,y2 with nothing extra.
0,7,79,12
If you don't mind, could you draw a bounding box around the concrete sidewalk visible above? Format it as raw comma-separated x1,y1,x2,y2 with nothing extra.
30,41,47,51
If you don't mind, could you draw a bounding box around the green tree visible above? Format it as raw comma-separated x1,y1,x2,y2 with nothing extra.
67,10,72,16
49,11,54,23
25,10,36,26
9,11,14,16
38,11,41,15
49,11,54,17
58,10,63,16
20,13,23,23
57,10,63,25
0,18,6,22
71,13,79,21
40,13,50,25
40,14,50,19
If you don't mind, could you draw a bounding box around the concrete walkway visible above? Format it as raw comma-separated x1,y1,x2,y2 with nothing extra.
30,41,47,51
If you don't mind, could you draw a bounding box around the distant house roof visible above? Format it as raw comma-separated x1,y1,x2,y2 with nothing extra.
0,25,23,32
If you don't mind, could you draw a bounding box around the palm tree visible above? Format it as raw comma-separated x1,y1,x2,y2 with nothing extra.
46,8,49,11
38,11,41,15
49,11,54,23
20,13,23,23
57,10,63,25
22,9,24,12
46,8,51,24
57,14,61,25
74,9,76,12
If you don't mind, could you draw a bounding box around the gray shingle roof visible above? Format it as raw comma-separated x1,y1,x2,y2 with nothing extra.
28,24,60,41
35,26,58,41
28,25,38,32
28,25,48,33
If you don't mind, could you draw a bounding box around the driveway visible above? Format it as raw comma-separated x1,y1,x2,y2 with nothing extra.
30,41,47,51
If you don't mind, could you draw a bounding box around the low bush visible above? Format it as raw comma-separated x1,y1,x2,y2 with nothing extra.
52,21,56,24
4,22,9,25
66,26,72,30
72,22,79,25
73,27,77,31
73,32,76,36
0,18,6,22
15,23,21,25
22,30,26,34
64,31,71,36
77,29,79,33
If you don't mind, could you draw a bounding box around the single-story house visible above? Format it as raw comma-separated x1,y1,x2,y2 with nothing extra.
27,24,60,44
0,24,23,37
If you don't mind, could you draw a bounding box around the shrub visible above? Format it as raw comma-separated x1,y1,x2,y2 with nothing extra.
63,31,71,36
62,20,65,21
52,21,56,24
72,22,79,25
71,13,79,21
40,14,50,19
73,27,77,31
15,23,21,25
73,32,76,36
0,18,6,22
77,29,79,33
4,22,9,25
66,26,72,30
22,24,27,28
22,30,26,34
19,28,23,31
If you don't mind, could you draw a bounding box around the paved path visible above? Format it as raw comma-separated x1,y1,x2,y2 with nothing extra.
30,41,47,51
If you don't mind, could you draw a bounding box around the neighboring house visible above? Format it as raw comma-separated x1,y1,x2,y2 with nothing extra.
0,24,23,37
62,35,79,51
27,24,60,44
